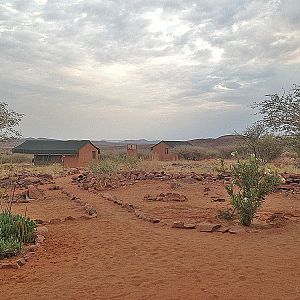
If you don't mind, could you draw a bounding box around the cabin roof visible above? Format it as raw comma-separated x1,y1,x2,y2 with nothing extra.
12,139,99,155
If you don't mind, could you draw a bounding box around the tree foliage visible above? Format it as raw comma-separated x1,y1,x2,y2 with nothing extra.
242,124,283,163
253,84,300,136
0,102,23,141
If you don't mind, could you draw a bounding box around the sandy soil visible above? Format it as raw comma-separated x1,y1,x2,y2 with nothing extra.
0,176,300,300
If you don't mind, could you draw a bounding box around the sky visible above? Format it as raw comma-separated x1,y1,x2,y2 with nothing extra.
1,0,300,140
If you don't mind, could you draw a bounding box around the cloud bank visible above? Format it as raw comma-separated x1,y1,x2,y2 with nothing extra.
1,0,299,139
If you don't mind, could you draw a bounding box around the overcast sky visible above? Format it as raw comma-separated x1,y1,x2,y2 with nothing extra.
1,0,299,140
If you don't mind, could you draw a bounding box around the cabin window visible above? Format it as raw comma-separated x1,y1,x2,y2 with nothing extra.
165,148,169,154
92,151,96,159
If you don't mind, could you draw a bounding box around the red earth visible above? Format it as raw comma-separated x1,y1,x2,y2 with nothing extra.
0,175,300,300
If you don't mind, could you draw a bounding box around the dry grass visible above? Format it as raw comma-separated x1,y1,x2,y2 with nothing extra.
0,163,64,178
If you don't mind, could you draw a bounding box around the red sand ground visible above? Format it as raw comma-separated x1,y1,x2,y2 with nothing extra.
1,176,300,300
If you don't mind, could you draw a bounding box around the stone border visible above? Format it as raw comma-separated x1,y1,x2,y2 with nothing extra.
100,193,249,234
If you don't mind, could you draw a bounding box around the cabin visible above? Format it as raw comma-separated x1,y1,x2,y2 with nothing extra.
150,141,192,161
13,140,100,168
127,144,138,156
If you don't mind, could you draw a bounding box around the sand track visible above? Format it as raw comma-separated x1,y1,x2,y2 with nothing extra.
0,176,300,300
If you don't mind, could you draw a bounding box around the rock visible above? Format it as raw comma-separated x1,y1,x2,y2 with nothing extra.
27,185,44,199
204,187,211,192
212,198,226,202
183,223,196,229
181,177,198,184
28,244,38,252
36,226,48,235
228,227,246,234
49,218,61,224
172,221,184,228
65,216,76,221
150,218,161,224
0,263,20,269
198,223,221,232
217,226,231,233
34,219,46,225
35,234,45,243
85,207,97,216
16,258,26,267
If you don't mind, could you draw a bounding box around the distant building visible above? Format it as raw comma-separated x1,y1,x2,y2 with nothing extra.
150,141,192,161
13,140,100,168
127,144,138,156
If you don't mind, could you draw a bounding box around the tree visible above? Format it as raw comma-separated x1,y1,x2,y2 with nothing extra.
242,124,283,163
0,102,23,141
253,84,300,136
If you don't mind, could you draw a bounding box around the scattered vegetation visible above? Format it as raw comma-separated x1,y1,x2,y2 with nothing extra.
0,209,36,259
241,125,283,163
225,155,282,226
89,160,118,177
252,84,300,157
0,102,23,141
0,153,32,164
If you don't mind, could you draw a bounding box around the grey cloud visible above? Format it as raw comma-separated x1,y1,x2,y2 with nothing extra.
1,0,299,139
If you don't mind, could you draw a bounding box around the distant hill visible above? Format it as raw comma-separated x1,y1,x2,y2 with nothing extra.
189,135,244,148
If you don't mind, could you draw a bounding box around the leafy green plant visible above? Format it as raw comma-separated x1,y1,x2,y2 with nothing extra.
0,209,36,259
0,237,22,259
225,155,281,226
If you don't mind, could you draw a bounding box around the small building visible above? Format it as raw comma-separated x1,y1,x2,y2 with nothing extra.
127,144,138,156
150,140,192,161
13,140,100,168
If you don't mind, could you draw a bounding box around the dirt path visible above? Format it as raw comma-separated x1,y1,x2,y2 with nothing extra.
1,176,300,300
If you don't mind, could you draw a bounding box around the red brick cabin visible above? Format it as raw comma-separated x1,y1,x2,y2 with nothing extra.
150,141,192,161
13,140,100,168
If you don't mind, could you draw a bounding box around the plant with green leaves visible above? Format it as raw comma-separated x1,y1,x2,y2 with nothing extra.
225,155,281,226
0,209,36,259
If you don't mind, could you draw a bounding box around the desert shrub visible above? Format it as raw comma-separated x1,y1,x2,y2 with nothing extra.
113,154,139,170
0,153,32,164
89,160,118,177
0,209,36,259
0,237,22,259
242,125,283,163
225,155,281,226
215,159,227,173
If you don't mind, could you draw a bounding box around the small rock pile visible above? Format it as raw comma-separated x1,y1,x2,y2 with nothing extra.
72,170,204,192
144,193,187,202
277,173,300,192
0,172,54,189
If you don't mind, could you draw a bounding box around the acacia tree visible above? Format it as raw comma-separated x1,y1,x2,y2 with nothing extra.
252,85,300,155
253,84,300,135
0,102,23,141
242,124,283,163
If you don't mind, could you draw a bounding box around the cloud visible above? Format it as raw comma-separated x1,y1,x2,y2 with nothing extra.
1,0,299,139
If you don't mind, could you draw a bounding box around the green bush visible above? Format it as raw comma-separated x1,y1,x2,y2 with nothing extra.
89,160,118,177
0,237,22,259
0,210,36,259
225,155,281,226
